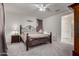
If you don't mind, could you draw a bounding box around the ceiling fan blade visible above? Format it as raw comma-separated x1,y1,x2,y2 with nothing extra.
46,8,52,12
45,4,51,8
34,4,40,8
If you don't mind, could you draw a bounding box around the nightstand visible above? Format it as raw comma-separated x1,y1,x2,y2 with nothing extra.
11,35,22,43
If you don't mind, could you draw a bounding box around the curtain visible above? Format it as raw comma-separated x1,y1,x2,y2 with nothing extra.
36,19,43,32
0,3,7,56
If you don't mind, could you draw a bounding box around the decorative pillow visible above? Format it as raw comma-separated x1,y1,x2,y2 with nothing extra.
43,31,50,34
38,29,43,34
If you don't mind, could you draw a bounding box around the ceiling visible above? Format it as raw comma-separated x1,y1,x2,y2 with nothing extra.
4,3,72,19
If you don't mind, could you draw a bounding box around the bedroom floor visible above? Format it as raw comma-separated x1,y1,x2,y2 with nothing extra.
7,41,73,56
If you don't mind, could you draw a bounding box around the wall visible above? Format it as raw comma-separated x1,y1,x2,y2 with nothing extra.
5,12,37,43
43,12,71,42
43,14,62,41
61,13,74,45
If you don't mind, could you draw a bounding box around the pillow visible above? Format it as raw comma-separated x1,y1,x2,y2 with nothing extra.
43,31,50,34
38,29,43,33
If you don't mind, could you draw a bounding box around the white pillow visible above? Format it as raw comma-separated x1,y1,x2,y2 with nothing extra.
38,29,43,33
43,31,49,34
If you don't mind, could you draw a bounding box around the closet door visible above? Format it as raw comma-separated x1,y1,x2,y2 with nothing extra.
74,5,79,55
69,3,79,55
0,3,6,56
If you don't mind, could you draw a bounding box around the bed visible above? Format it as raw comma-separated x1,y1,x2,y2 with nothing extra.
20,25,52,51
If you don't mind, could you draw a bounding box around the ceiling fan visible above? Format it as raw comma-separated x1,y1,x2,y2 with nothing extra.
34,3,51,11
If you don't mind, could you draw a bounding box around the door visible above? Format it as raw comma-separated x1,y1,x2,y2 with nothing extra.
61,13,74,45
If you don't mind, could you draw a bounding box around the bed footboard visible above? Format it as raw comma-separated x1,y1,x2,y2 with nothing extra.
26,32,52,51
26,33,29,51
49,32,52,43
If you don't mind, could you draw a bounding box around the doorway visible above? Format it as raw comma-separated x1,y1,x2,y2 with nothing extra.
61,13,74,45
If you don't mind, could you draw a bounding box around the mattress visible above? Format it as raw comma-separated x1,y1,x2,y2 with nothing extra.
20,33,50,42
29,34,49,38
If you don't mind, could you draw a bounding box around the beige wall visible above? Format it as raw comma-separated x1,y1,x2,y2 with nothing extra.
43,14,62,41
43,12,73,42
5,12,37,43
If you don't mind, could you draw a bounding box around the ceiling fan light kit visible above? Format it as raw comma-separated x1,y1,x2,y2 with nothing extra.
34,4,50,11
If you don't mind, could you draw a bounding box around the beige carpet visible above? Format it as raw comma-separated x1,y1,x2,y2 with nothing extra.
7,41,73,56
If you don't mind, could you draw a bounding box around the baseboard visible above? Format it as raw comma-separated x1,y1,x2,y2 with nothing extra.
72,50,79,56
0,52,8,56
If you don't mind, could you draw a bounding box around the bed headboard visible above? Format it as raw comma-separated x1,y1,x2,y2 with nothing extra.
20,25,36,34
